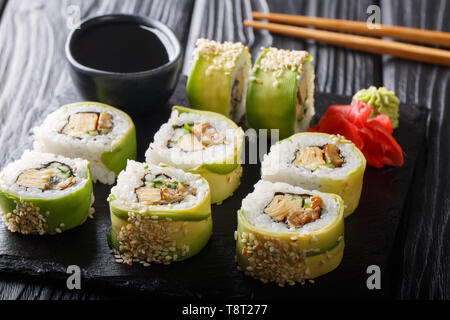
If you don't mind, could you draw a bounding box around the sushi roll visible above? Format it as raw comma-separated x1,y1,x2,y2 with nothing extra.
0,150,94,235
145,106,244,204
108,160,212,266
33,102,137,185
236,181,345,286
261,133,366,217
187,39,251,122
246,47,315,139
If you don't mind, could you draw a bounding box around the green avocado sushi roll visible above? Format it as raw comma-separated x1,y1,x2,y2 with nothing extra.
33,101,137,185
0,150,94,235
108,161,212,266
236,180,345,286
261,133,366,217
246,47,315,139
187,39,252,122
145,106,244,204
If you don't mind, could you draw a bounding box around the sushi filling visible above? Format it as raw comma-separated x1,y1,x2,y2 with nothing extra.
230,68,245,118
135,173,197,205
264,192,322,229
168,122,226,152
296,75,308,123
60,112,113,138
16,162,75,191
293,144,344,171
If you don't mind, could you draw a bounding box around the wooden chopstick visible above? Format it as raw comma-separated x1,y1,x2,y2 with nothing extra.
243,20,450,67
252,12,450,48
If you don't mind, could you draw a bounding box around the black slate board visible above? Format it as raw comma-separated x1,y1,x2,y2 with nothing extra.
0,76,428,299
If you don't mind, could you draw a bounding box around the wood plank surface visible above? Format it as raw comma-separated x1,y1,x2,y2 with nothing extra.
381,0,450,299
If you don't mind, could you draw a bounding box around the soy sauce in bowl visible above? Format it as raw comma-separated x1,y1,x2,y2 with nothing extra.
66,14,183,114
71,21,170,73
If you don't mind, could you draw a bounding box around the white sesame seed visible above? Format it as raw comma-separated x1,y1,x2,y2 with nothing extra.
258,47,309,76
193,39,247,73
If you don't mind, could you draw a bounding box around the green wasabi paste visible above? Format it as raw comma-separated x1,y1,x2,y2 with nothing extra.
353,86,400,128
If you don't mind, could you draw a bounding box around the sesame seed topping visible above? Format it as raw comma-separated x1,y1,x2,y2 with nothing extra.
256,47,310,78
193,39,247,73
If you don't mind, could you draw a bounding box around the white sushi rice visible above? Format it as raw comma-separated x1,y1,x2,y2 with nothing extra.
261,133,362,190
145,109,244,170
110,160,209,211
242,180,340,234
32,102,133,185
0,150,90,200
295,60,316,133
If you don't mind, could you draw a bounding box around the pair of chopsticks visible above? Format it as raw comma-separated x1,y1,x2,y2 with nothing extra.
244,12,450,67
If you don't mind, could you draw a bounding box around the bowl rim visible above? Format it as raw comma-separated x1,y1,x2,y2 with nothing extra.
65,14,182,77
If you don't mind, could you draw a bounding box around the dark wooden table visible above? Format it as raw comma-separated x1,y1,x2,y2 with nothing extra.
0,0,448,300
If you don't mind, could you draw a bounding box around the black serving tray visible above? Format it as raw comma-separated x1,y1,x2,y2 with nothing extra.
0,76,428,299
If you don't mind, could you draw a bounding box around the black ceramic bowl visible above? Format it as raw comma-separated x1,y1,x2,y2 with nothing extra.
65,14,183,114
